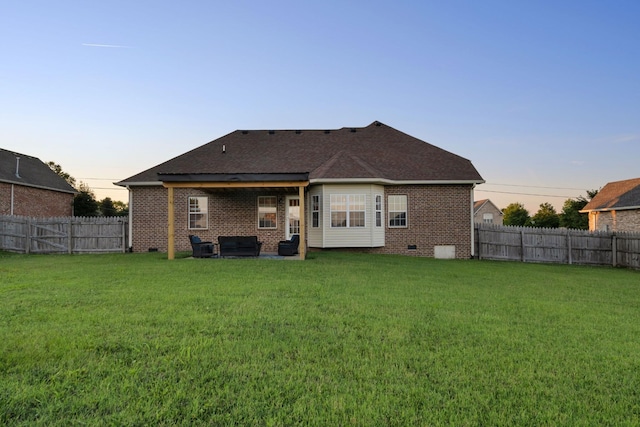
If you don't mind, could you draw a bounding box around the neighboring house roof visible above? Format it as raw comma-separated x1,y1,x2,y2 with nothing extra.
0,148,77,194
117,121,484,186
581,177,640,212
473,199,502,215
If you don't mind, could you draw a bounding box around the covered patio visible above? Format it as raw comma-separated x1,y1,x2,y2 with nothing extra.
159,173,309,260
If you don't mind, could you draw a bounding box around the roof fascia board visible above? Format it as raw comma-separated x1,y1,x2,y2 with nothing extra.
580,205,640,213
162,181,309,189
114,181,164,187
310,178,485,185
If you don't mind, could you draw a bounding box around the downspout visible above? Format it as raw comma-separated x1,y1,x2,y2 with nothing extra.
127,186,133,251
470,185,476,258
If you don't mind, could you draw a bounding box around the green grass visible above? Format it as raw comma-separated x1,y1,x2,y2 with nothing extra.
1,251,639,426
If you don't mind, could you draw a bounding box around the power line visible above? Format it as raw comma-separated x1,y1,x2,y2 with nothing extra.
476,189,574,198
480,182,589,191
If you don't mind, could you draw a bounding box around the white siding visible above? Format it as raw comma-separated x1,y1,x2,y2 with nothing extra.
308,184,385,248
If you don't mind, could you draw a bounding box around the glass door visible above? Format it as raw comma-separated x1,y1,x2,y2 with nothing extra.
286,196,300,239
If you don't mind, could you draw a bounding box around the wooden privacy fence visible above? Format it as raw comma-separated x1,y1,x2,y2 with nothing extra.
0,215,128,254
475,223,640,269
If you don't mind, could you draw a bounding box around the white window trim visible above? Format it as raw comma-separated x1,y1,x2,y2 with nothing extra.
188,196,209,230
312,195,320,228
375,194,383,228
330,194,366,228
388,194,408,228
257,196,278,229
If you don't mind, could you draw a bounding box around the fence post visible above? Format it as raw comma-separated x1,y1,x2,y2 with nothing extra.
612,234,617,267
520,229,525,262
68,217,73,254
567,230,572,265
25,217,31,254
121,220,126,253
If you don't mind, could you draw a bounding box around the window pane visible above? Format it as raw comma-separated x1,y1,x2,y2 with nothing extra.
350,211,365,227
188,197,208,229
258,196,277,229
388,195,407,228
331,212,347,227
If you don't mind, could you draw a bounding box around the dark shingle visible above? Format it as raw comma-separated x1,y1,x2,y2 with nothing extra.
581,177,640,211
118,121,483,185
0,148,77,193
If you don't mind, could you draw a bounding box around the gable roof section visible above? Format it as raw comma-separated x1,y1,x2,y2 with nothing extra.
0,148,77,194
117,121,484,186
473,199,503,215
581,177,640,212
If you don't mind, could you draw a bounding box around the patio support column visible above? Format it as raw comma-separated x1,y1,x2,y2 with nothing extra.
167,186,175,260
298,185,306,260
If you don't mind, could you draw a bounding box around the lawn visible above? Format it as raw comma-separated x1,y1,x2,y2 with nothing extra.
1,251,639,426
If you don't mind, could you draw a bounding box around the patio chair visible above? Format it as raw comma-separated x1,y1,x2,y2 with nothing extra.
278,234,299,256
189,235,215,258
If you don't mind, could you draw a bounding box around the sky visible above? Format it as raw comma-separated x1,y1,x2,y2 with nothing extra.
2,1,639,213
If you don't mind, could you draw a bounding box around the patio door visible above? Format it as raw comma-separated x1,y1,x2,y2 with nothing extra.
286,196,300,239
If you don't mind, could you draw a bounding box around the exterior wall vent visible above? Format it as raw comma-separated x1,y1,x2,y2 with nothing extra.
324,130,330,134
350,128,356,133
268,130,275,135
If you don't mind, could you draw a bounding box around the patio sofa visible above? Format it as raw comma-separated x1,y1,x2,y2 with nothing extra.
218,236,262,257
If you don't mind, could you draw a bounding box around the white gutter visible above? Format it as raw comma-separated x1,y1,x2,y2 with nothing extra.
310,178,485,185
579,205,640,213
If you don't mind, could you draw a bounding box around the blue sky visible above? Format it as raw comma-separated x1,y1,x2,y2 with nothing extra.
2,1,639,212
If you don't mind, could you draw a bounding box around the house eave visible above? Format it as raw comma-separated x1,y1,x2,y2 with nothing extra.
309,178,485,185
114,180,164,187
580,205,640,213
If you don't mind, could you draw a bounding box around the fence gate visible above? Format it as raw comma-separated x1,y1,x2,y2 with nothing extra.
0,215,128,254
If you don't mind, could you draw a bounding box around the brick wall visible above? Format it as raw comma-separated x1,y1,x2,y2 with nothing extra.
130,186,294,253
589,210,640,233
0,182,74,217
130,184,474,258
367,185,473,258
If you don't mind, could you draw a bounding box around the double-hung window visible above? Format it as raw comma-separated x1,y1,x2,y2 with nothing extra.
188,196,208,229
330,194,365,227
258,196,277,229
388,195,407,228
312,195,320,228
375,195,383,227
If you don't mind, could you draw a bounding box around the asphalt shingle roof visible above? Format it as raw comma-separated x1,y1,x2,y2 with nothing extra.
118,121,483,185
581,177,640,211
0,148,77,193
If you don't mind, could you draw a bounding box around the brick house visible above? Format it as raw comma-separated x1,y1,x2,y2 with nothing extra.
473,199,503,224
0,148,76,217
580,177,640,232
116,121,484,259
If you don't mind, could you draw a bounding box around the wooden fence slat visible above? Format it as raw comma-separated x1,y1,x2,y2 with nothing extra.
475,223,640,270
0,215,128,254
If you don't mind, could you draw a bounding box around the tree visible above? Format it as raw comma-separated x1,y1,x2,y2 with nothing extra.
502,202,531,226
74,181,99,216
112,200,129,216
47,161,76,188
531,202,560,228
99,197,118,216
559,190,599,230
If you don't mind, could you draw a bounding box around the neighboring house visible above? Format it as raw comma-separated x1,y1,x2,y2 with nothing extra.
473,199,503,224
0,148,76,217
116,121,484,259
580,177,640,232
